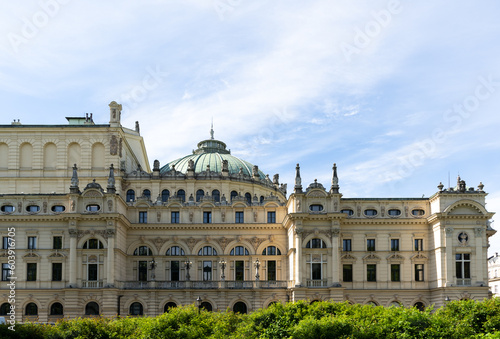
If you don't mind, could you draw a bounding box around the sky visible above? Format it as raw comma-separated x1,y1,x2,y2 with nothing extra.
1,1,500,253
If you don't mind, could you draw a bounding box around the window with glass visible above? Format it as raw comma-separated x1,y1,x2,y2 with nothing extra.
312,263,322,280
171,211,180,223
341,209,354,216
198,246,217,256
235,260,244,281
0,303,9,315
86,204,100,212
50,303,63,316
212,190,220,203
51,205,65,212
126,189,135,202
133,246,153,256
138,261,148,281
267,211,276,223
391,264,400,282
262,246,281,255
415,264,424,281
26,205,40,213
83,238,104,249
88,264,98,281
1,205,14,213
139,211,148,223
231,246,249,255
2,264,11,281
391,239,399,251
388,209,401,216
170,261,180,281
2,237,8,249
27,263,37,281
367,264,376,281
53,236,62,250
177,189,186,202
52,263,62,281
245,193,252,204
412,209,425,216
25,303,38,316
366,239,375,251
343,264,353,282
306,238,327,248
235,211,244,223
414,239,423,251
364,209,378,216
230,191,238,201
260,196,264,204
28,236,37,249
456,253,471,282
161,189,170,202
343,239,352,251
203,211,212,223
310,204,324,212
143,189,151,199
267,260,276,281
203,261,212,281
130,302,143,316
196,189,205,202
166,246,185,256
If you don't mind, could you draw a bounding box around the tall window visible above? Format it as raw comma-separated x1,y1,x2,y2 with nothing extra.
235,261,244,281
53,236,62,250
203,211,212,224
139,211,148,223
312,263,322,280
138,261,148,281
414,239,423,251
415,264,424,281
391,239,399,251
171,211,180,223
2,237,9,249
230,191,238,201
343,239,352,251
143,189,151,199
126,189,135,202
2,264,11,281
88,264,98,281
130,302,143,316
177,189,185,202
161,189,170,202
367,264,376,282
212,190,220,203
343,264,353,282
391,264,400,282
267,261,276,281
27,263,37,281
267,211,276,223
366,239,375,251
203,261,212,281
28,236,37,249
52,263,62,281
235,211,244,223
456,253,471,284
171,261,180,281
196,189,205,202
306,238,327,248
245,193,252,205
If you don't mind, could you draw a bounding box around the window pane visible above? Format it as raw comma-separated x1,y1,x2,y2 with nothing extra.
235,261,244,281
138,261,147,281
312,263,322,280
391,239,399,251
27,263,37,281
391,264,400,282
52,263,62,281
88,264,98,281
367,239,375,251
171,261,179,281
203,261,212,281
171,211,179,223
367,264,376,281
343,239,351,251
53,236,62,250
343,264,352,282
267,261,276,281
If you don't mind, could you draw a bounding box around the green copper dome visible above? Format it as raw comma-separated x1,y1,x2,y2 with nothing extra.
160,134,266,179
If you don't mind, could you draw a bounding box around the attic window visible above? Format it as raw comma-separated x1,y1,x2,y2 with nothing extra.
364,209,378,216
388,209,401,216
412,209,425,216
26,205,40,213
51,205,65,213
341,209,354,216
309,204,323,212
86,204,100,212
1,205,14,213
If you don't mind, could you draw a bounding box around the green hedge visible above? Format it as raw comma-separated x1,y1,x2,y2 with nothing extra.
2,299,500,338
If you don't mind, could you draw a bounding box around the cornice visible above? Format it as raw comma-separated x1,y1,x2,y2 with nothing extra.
129,223,283,231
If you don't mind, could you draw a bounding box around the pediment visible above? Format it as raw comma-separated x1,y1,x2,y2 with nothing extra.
411,253,428,261
363,253,381,262
387,253,405,261
341,253,357,261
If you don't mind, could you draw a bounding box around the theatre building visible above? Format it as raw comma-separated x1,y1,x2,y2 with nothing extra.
0,101,495,322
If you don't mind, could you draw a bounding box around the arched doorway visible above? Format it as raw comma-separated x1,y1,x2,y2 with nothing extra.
164,302,177,312
85,302,99,315
233,301,247,314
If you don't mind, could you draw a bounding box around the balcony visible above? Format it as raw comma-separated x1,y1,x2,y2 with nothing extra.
82,280,104,288
456,279,472,286
116,280,289,290
306,279,328,287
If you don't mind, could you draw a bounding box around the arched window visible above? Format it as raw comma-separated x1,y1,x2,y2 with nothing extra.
161,189,170,202
143,189,151,199
198,246,217,256
233,302,247,314
129,302,143,316
0,303,10,315
230,191,238,201
200,302,212,312
262,246,281,255
126,190,135,202
196,189,205,202
133,246,153,256
164,302,177,312
83,239,104,249
85,302,99,315
245,193,252,205
309,204,323,212
166,246,185,256
306,238,327,248
50,302,64,315
260,196,264,204
25,302,38,315
230,246,249,255
212,190,220,203
177,189,186,202
413,302,425,311
341,209,354,216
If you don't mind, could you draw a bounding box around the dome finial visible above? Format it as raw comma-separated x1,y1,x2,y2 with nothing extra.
210,118,214,140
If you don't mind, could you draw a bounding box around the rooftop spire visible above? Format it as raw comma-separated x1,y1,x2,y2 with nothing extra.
210,118,214,140
294,163,303,193
330,163,339,194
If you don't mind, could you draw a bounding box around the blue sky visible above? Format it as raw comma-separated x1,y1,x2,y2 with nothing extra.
1,1,500,253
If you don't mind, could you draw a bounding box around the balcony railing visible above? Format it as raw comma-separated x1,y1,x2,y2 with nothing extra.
116,280,289,290
306,279,328,287
456,279,472,286
82,280,104,288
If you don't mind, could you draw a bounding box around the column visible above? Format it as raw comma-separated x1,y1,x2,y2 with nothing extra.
475,227,485,285
107,232,115,286
445,227,454,286
295,229,302,286
331,229,340,285
69,230,77,287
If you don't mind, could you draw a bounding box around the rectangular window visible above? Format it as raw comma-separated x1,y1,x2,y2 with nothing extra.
235,260,244,281
28,236,37,249
203,211,212,224
267,211,276,223
342,239,352,251
367,239,375,252
414,239,423,251
88,264,98,281
2,263,11,281
391,264,400,282
203,261,212,281
138,261,147,281
415,264,424,281
235,211,244,223
171,261,180,281
2,237,9,249
53,236,62,250
171,211,179,224
139,211,148,223
27,263,37,281
312,263,322,280
267,260,276,281
456,253,471,279
391,239,399,251
343,264,353,282
367,264,376,282
52,263,62,281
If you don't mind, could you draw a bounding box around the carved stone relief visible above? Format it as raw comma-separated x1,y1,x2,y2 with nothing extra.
110,135,118,155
